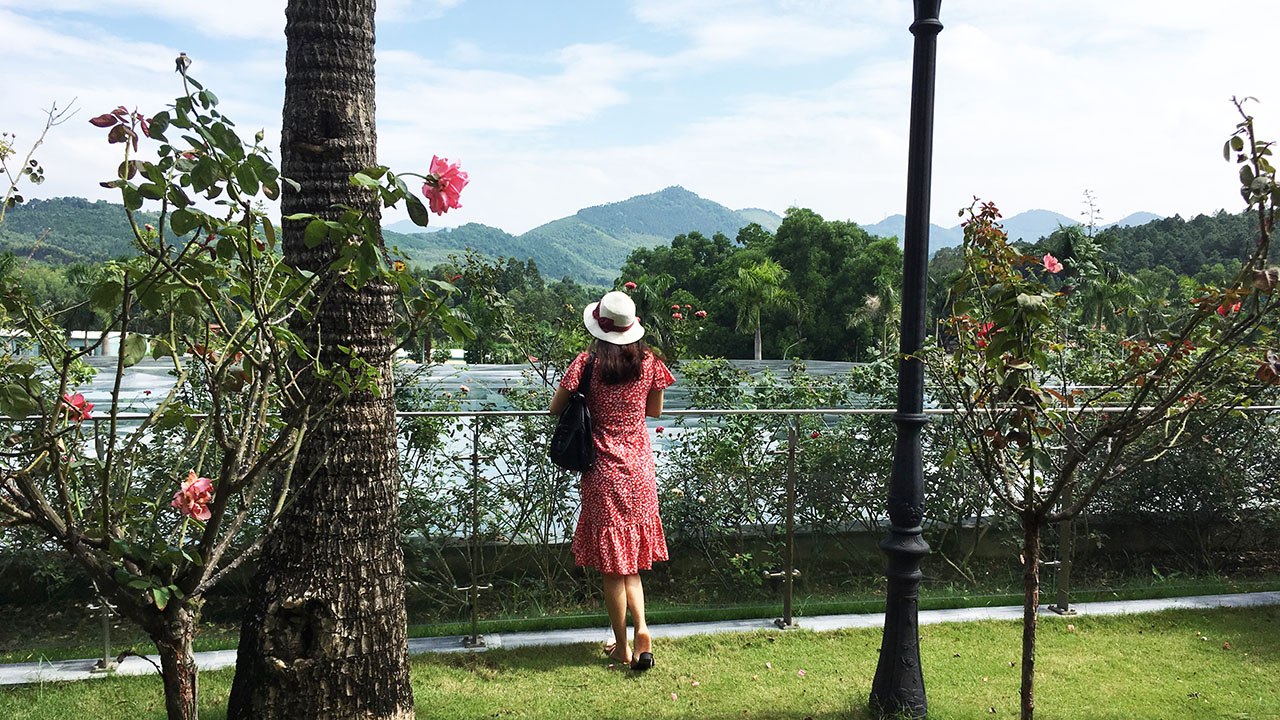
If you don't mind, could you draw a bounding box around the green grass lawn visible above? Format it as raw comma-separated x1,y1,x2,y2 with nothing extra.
2,606,1277,719
7,574,1277,665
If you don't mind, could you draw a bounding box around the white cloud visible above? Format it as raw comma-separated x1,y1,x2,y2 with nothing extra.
377,43,657,134
632,0,892,68
379,0,465,23
0,9,282,212
8,0,1280,238
0,0,286,39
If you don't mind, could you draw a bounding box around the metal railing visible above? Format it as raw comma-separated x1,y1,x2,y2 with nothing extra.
15,402,1280,650
389,403,1280,646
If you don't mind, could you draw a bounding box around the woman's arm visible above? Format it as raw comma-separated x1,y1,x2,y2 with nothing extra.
645,388,664,418
549,386,572,416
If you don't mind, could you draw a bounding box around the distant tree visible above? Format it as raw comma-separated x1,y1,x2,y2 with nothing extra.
846,276,900,359
768,208,897,360
716,258,796,360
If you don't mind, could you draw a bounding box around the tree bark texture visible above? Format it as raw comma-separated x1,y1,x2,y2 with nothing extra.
228,1,414,718
1020,520,1042,720
146,605,199,720
753,324,762,361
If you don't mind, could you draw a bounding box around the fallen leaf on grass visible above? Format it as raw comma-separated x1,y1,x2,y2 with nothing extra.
671,693,678,701
691,681,700,687
765,662,772,669
797,670,806,676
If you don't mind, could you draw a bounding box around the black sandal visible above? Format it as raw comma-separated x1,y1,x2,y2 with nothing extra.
631,651,654,671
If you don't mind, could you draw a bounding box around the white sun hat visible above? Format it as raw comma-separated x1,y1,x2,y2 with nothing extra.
583,291,646,345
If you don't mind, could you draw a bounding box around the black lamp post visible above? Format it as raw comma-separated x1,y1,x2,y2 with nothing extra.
869,1,941,718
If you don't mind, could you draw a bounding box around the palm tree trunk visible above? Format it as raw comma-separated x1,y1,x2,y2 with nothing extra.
754,323,762,360
228,1,413,717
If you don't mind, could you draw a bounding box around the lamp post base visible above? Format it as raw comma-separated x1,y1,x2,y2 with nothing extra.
869,525,930,719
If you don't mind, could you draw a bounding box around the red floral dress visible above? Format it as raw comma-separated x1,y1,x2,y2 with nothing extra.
560,350,674,574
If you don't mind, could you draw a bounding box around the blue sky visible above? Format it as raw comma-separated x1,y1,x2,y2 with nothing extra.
3,1,1278,234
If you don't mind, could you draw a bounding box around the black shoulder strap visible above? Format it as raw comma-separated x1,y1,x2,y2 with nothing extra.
579,352,596,396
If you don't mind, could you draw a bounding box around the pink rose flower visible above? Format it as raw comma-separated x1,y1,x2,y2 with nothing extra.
1043,253,1064,274
421,155,469,215
656,426,664,433
62,393,94,422
624,281,637,290
171,469,214,521
671,304,680,310
811,431,821,439
694,310,707,319
672,312,683,319
460,385,470,393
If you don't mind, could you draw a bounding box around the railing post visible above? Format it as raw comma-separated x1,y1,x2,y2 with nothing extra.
1049,515,1077,616
775,417,799,629
89,583,117,673
454,417,493,648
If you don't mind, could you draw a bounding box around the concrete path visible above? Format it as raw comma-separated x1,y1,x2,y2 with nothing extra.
3,591,1277,686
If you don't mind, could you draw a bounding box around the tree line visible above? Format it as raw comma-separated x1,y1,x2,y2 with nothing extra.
6,203,1272,364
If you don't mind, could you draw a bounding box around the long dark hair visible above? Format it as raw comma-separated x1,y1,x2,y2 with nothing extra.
594,339,647,385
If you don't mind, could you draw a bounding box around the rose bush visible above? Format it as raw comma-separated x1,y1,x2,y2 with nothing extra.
0,65,470,720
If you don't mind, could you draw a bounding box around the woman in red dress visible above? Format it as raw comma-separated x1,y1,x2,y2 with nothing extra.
550,290,674,671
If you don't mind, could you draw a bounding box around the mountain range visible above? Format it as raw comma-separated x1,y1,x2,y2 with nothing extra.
380,186,784,285
859,209,1165,251
1,190,1163,287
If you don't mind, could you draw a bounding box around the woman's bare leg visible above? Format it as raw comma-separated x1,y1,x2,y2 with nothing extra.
624,573,650,655
603,573,631,663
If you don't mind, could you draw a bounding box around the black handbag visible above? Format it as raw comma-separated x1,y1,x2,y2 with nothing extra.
549,353,596,472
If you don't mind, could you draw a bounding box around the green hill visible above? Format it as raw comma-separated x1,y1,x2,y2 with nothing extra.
0,197,153,263
0,189,780,284
382,186,784,285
